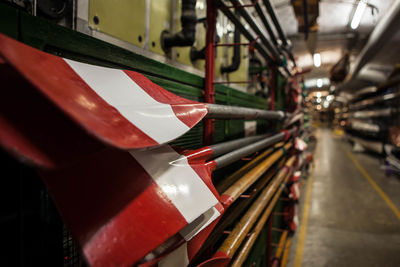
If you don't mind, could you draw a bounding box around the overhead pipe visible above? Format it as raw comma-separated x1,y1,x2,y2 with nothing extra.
252,0,279,46
262,0,290,48
228,0,283,64
214,156,296,262
214,0,290,77
161,0,197,51
220,22,241,74
251,0,296,67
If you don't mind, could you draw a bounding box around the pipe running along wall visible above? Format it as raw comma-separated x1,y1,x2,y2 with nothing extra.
214,128,296,169
161,0,197,51
220,20,241,74
216,156,296,259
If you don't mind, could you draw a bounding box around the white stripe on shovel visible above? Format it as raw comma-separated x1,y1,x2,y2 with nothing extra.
64,59,190,144
129,145,218,223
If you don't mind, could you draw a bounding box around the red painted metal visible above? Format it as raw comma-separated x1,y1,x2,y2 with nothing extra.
204,0,217,146
0,34,208,154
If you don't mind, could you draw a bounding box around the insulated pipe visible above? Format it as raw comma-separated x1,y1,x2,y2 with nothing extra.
209,134,270,158
220,22,241,74
206,104,287,120
228,0,282,64
214,128,296,169
161,0,197,50
217,156,296,258
220,142,293,203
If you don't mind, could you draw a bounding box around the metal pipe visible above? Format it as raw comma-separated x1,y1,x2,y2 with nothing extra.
349,91,400,110
352,108,393,119
217,156,296,258
220,142,292,203
230,171,292,267
161,0,197,50
280,236,292,267
262,0,289,47
220,13,242,74
216,142,285,192
214,0,274,65
271,230,289,267
214,129,295,169
210,134,270,158
206,104,287,120
194,165,280,262
228,0,282,64
252,0,279,46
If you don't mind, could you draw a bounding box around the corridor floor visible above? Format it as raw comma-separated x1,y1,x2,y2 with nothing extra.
287,128,400,267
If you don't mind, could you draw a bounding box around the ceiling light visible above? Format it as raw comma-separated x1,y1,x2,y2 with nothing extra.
316,92,322,98
351,0,367,30
313,53,321,67
317,79,323,88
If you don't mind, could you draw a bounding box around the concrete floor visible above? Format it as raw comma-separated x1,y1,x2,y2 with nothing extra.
287,128,400,267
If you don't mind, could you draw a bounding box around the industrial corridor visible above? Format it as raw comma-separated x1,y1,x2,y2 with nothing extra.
288,128,400,267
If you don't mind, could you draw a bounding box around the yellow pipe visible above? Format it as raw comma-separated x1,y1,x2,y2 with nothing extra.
216,141,285,193
217,156,296,258
281,236,292,267
230,169,294,267
272,230,289,267
221,143,292,204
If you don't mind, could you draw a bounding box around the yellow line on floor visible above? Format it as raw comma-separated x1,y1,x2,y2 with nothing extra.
346,151,400,221
293,172,314,267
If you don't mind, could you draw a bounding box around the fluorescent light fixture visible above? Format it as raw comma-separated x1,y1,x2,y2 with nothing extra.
313,53,321,67
351,0,367,30
317,79,323,88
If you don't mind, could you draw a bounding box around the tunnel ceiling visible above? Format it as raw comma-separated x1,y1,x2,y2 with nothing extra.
269,0,395,84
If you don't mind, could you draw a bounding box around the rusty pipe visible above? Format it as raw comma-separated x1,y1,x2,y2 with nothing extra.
216,156,296,258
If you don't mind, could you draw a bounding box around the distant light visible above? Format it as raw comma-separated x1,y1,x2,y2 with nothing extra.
317,79,323,88
316,97,321,103
326,95,334,102
313,53,321,67
316,92,322,98
323,101,329,108
351,0,367,30
316,105,322,110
